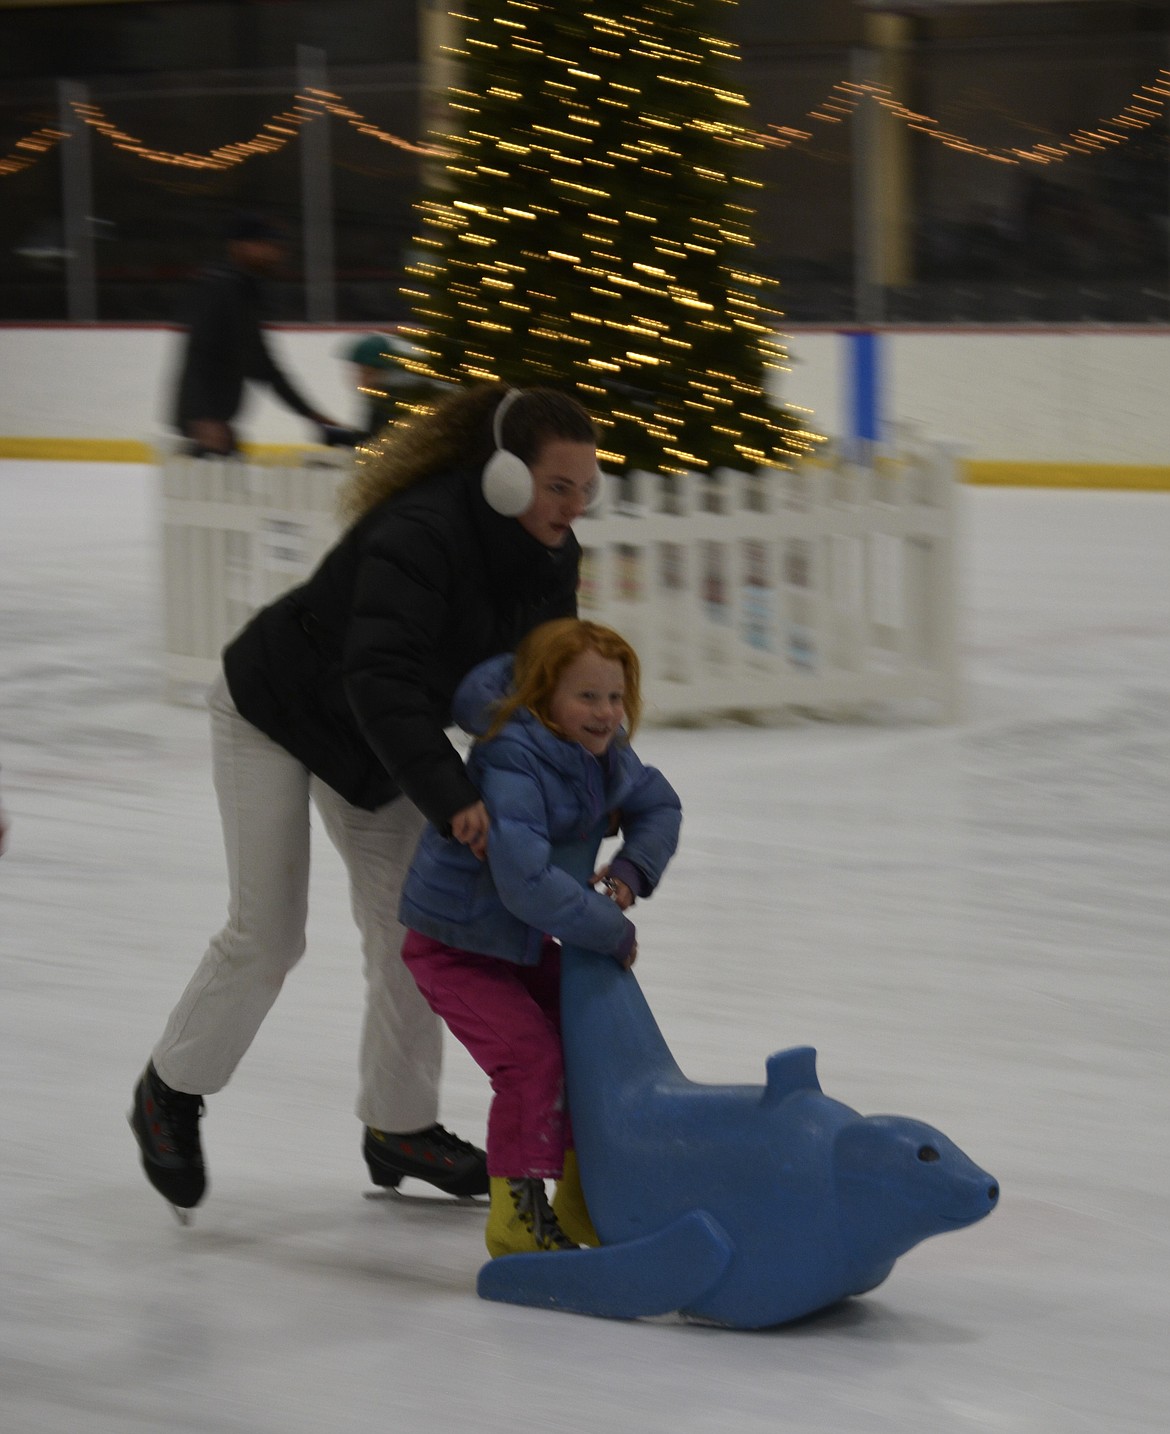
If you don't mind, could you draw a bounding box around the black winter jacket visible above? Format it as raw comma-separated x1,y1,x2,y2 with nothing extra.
222,464,580,822
173,263,319,429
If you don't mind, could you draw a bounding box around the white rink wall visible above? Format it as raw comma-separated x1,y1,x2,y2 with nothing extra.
0,324,359,451
784,327,1170,471
0,322,1168,473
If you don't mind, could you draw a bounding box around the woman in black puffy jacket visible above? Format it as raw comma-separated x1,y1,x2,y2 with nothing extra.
131,383,599,1218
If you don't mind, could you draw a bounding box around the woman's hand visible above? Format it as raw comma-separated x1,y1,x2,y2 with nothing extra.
622,941,637,971
450,800,490,860
591,864,634,910
187,418,233,454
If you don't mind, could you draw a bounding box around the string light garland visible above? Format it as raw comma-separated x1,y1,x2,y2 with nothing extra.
0,89,443,179
2,62,1165,180
762,68,1170,167
0,121,69,177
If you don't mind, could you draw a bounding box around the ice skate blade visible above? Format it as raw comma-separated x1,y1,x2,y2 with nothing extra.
364,1185,486,1208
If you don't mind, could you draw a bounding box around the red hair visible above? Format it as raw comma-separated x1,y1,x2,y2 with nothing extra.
486,619,642,742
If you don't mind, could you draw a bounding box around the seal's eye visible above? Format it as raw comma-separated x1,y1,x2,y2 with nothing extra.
917,1145,940,1163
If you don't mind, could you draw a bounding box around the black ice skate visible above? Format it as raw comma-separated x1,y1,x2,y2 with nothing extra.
130,1061,206,1221
363,1123,489,1198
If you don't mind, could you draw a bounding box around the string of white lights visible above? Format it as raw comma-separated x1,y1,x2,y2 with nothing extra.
2,63,1166,180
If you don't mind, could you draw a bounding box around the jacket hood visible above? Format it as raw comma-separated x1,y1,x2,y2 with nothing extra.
453,653,514,736
454,654,584,783
492,706,601,788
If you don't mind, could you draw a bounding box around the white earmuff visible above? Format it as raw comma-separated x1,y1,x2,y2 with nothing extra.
481,389,534,517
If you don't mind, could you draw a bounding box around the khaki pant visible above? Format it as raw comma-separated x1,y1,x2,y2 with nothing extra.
153,672,440,1133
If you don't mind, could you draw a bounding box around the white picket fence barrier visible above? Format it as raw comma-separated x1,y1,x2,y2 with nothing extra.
160,438,960,720
159,446,348,696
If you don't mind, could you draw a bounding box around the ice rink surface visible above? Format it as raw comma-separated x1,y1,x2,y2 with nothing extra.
1,461,1167,1434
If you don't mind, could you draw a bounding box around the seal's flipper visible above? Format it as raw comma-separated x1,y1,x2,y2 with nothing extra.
476,1210,734,1320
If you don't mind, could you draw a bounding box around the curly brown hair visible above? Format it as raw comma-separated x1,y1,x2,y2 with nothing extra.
338,383,596,525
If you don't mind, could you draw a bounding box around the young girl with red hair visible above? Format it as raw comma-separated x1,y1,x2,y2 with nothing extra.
399,619,681,1257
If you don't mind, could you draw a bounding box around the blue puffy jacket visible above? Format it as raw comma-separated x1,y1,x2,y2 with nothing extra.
398,654,682,965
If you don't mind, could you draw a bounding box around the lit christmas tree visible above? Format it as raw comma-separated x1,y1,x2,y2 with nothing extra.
400,0,819,475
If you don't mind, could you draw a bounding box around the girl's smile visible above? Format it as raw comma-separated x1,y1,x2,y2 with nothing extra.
548,650,626,755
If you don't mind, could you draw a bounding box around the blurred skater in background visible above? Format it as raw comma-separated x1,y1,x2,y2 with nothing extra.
340,332,448,445
171,212,341,456
131,385,599,1218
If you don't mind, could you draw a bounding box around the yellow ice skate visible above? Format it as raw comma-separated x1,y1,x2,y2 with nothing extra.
486,1176,578,1258
552,1150,600,1247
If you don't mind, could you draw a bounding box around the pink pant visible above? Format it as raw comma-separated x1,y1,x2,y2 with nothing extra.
401,931,569,1179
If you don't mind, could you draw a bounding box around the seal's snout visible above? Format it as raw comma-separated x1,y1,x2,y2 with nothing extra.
987,1183,999,1205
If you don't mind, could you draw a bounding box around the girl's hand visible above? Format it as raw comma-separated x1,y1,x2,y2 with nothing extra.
450,800,489,860
591,865,634,910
